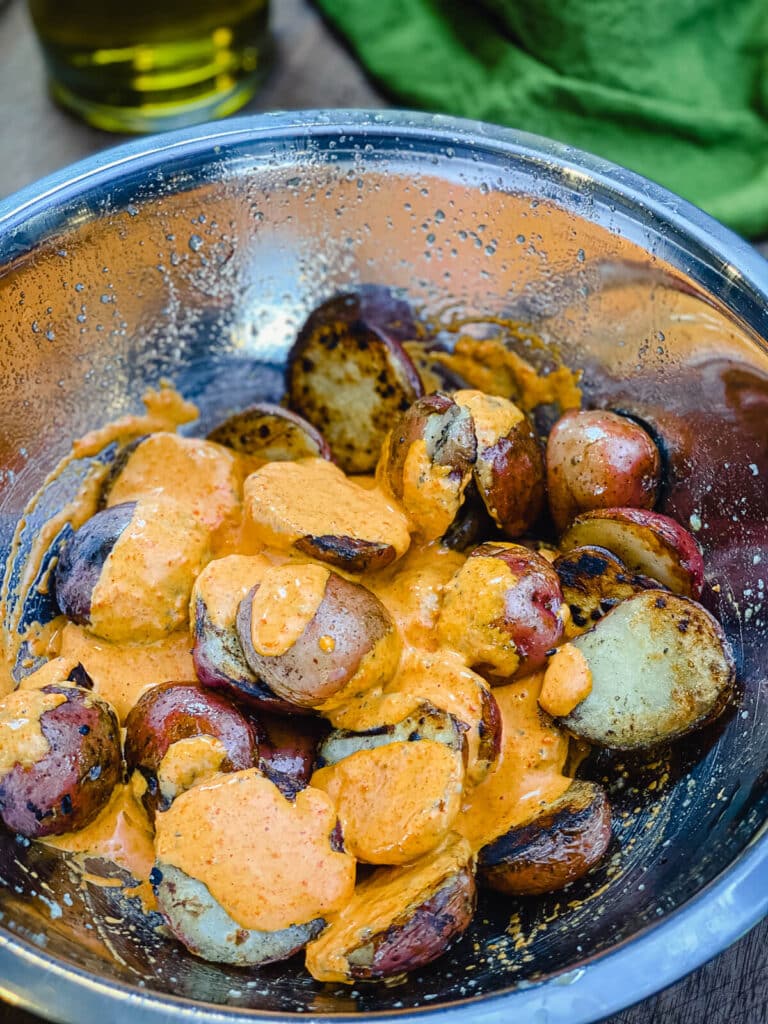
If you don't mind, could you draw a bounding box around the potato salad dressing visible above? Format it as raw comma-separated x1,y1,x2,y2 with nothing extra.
5,387,582,946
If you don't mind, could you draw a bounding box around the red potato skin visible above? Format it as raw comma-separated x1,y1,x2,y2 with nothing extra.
470,543,565,677
124,682,259,817
0,685,121,839
561,507,705,599
478,781,611,895
257,713,327,798
206,403,332,461
546,409,661,533
477,418,545,538
53,502,135,625
236,575,399,710
348,866,476,980
192,596,303,716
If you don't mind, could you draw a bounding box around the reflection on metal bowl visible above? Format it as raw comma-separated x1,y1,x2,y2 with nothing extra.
0,111,766,1024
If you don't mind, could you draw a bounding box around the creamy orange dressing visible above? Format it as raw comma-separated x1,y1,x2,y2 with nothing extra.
539,643,593,717
305,833,473,983
191,552,283,628
437,555,521,676
0,688,66,772
57,622,194,722
456,675,571,852
88,498,210,644
399,438,462,541
453,389,525,450
154,770,356,932
44,782,157,911
312,741,464,865
71,386,198,460
368,542,466,648
156,734,229,805
243,459,411,561
16,655,80,691
250,564,330,656
433,334,582,413
105,432,242,546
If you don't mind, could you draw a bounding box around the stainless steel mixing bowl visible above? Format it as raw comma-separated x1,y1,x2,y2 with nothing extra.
0,111,766,1024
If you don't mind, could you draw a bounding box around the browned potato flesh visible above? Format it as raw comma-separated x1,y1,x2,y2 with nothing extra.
207,403,332,461
554,544,662,633
287,290,423,473
478,780,611,895
236,564,401,711
317,703,464,768
305,835,476,982
563,590,735,748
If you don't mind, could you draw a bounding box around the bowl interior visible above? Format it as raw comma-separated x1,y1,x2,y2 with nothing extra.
0,117,767,1019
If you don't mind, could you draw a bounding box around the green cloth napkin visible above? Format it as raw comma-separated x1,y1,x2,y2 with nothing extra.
313,0,768,236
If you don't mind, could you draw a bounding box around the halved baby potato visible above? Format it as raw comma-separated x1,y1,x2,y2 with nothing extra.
554,544,662,634
124,681,259,818
207,403,332,462
560,507,704,598
453,389,545,538
0,682,121,838
154,769,355,966
287,289,423,473
305,834,476,982
258,713,327,798
546,409,661,532
236,564,401,712
437,542,565,679
377,392,476,542
562,590,735,749
191,554,301,714
54,498,210,644
244,458,411,572
478,779,611,895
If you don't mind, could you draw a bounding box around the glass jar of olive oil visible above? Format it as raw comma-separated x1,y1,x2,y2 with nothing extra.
27,0,271,133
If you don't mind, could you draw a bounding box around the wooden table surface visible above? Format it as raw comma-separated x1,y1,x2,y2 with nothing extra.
0,1,766,1021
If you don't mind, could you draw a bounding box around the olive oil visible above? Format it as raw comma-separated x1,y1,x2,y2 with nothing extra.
28,0,271,133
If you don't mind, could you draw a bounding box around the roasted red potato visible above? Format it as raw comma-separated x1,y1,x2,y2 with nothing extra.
546,409,662,532
54,498,210,643
305,834,476,982
453,389,545,537
318,703,464,765
124,682,259,818
560,507,704,598
244,458,411,572
258,713,327,798
154,769,355,966
441,480,496,551
191,554,302,715
554,544,663,633
478,780,611,895
377,392,476,541
563,590,735,748
207,403,332,462
0,683,121,838
236,564,401,712
287,289,423,472
437,542,565,679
